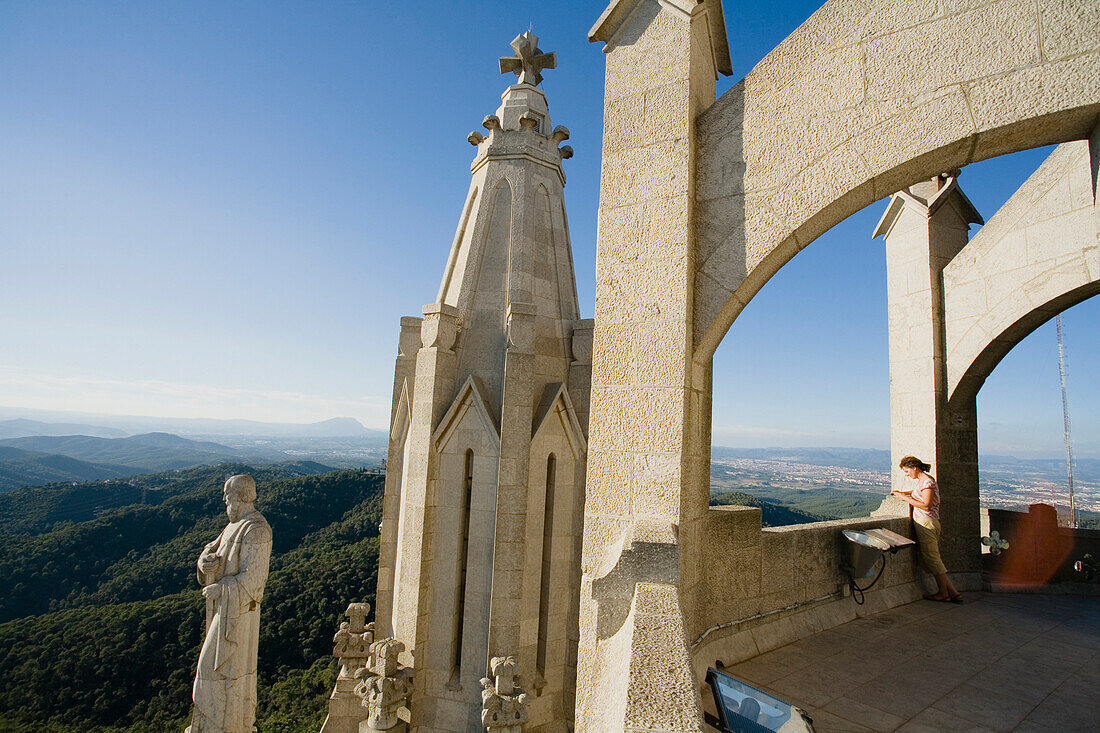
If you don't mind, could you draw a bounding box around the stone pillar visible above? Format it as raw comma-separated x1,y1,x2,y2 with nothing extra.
487,303,538,659
377,317,422,638
392,304,458,655
321,603,376,733
580,1,728,730
875,173,983,581
355,638,415,733
480,656,530,733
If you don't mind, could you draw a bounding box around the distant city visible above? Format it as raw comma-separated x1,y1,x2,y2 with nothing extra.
710,446,1099,518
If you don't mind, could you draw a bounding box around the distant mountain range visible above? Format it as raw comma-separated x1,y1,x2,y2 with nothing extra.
0,433,263,491
0,408,382,439
0,418,128,439
0,433,242,468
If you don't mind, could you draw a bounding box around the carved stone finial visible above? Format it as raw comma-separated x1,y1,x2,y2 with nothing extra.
483,115,501,131
558,145,573,160
333,602,375,679
480,655,529,733
498,31,556,87
981,529,1010,555
346,602,370,633
354,638,414,731
468,131,486,146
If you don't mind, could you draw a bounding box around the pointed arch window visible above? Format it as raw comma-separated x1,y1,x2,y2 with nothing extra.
453,449,475,674
536,453,556,679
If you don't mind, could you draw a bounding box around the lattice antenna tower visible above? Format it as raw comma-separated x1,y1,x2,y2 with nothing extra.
1056,314,1077,528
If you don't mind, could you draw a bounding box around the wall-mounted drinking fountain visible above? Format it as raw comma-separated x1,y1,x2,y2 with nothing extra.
840,528,915,604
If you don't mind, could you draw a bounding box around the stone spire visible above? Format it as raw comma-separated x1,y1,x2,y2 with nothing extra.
372,31,591,733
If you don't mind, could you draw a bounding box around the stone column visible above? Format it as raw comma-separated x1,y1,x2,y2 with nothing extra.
377,317,422,638
392,304,458,655
579,1,726,730
875,173,983,581
487,303,538,659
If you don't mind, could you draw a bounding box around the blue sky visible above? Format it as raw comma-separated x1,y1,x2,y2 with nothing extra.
0,1,1095,457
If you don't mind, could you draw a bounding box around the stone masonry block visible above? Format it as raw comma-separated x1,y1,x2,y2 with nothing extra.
596,203,642,262
643,79,692,144
694,109,746,203
759,531,795,599
770,140,874,246
599,138,691,210
864,0,1039,101
967,53,1100,147
1039,0,1100,62
585,444,638,512
629,387,687,454
603,3,690,102
603,93,646,156
629,453,682,519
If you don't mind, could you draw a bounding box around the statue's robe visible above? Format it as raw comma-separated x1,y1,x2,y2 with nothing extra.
187,510,272,733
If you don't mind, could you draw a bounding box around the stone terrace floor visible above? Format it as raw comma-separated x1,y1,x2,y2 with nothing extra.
721,592,1100,732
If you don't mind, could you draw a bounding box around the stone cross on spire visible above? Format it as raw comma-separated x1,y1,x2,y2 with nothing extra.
499,31,556,87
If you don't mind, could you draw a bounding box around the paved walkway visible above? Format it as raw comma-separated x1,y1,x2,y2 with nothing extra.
722,592,1100,732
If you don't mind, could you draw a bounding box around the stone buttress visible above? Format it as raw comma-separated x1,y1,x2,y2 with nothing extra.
374,32,591,733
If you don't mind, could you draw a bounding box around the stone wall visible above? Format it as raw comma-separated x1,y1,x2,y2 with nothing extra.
691,511,921,682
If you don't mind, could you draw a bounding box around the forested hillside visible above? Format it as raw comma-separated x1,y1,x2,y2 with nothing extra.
710,490,830,526
0,433,253,479
0,464,384,733
0,446,133,491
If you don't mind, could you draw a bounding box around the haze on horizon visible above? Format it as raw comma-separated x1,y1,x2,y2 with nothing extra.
2,1,1096,459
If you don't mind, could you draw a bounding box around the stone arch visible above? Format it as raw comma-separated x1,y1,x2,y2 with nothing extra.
944,140,1100,405
692,0,1100,362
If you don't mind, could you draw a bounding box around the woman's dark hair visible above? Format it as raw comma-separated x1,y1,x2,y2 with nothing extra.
898,455,932,473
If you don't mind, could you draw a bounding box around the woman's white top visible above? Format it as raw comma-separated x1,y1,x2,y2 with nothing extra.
912,473,940,523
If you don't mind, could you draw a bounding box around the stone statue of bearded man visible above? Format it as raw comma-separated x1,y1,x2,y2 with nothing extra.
186,474,272,733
